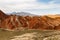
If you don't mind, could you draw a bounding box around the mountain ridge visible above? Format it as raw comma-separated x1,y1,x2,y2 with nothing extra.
0,10,60,31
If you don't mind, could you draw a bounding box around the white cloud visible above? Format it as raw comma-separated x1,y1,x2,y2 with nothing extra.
0,0,35,3
0,0,60,15
0,0,36,12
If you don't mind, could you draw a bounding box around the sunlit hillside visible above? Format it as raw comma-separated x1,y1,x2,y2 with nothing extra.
47,15,60,18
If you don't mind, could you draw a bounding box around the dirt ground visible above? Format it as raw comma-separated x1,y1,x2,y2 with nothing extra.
0,29,60,40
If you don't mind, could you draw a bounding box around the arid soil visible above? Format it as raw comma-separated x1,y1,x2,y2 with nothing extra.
10,30,60,40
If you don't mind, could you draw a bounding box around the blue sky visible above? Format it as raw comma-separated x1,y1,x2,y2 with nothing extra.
37,0,52,3
0,0,60,15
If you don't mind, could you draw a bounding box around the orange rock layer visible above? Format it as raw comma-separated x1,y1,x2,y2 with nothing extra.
0,10,60,30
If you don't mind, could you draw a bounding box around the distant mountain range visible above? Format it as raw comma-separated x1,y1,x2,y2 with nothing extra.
9,12,38,16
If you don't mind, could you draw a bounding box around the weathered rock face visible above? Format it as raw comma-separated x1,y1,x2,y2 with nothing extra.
0,10,7,28
1,15,28,30
1,10,60,31
0,10,8,20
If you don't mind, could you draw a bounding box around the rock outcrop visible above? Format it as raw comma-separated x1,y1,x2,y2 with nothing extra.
0,10,8,20
0,10,60,31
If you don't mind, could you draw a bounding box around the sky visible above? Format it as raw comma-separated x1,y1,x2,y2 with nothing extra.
0,0,60,15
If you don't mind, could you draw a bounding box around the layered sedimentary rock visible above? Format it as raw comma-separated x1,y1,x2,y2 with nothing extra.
0,10,8,20
0,10,60,30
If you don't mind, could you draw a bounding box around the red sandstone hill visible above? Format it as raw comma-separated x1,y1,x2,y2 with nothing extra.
0,10,8,20
0,10,60,31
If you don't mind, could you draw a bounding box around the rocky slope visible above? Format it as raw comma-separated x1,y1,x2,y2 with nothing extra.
0,10,8,20
0,10,60,31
